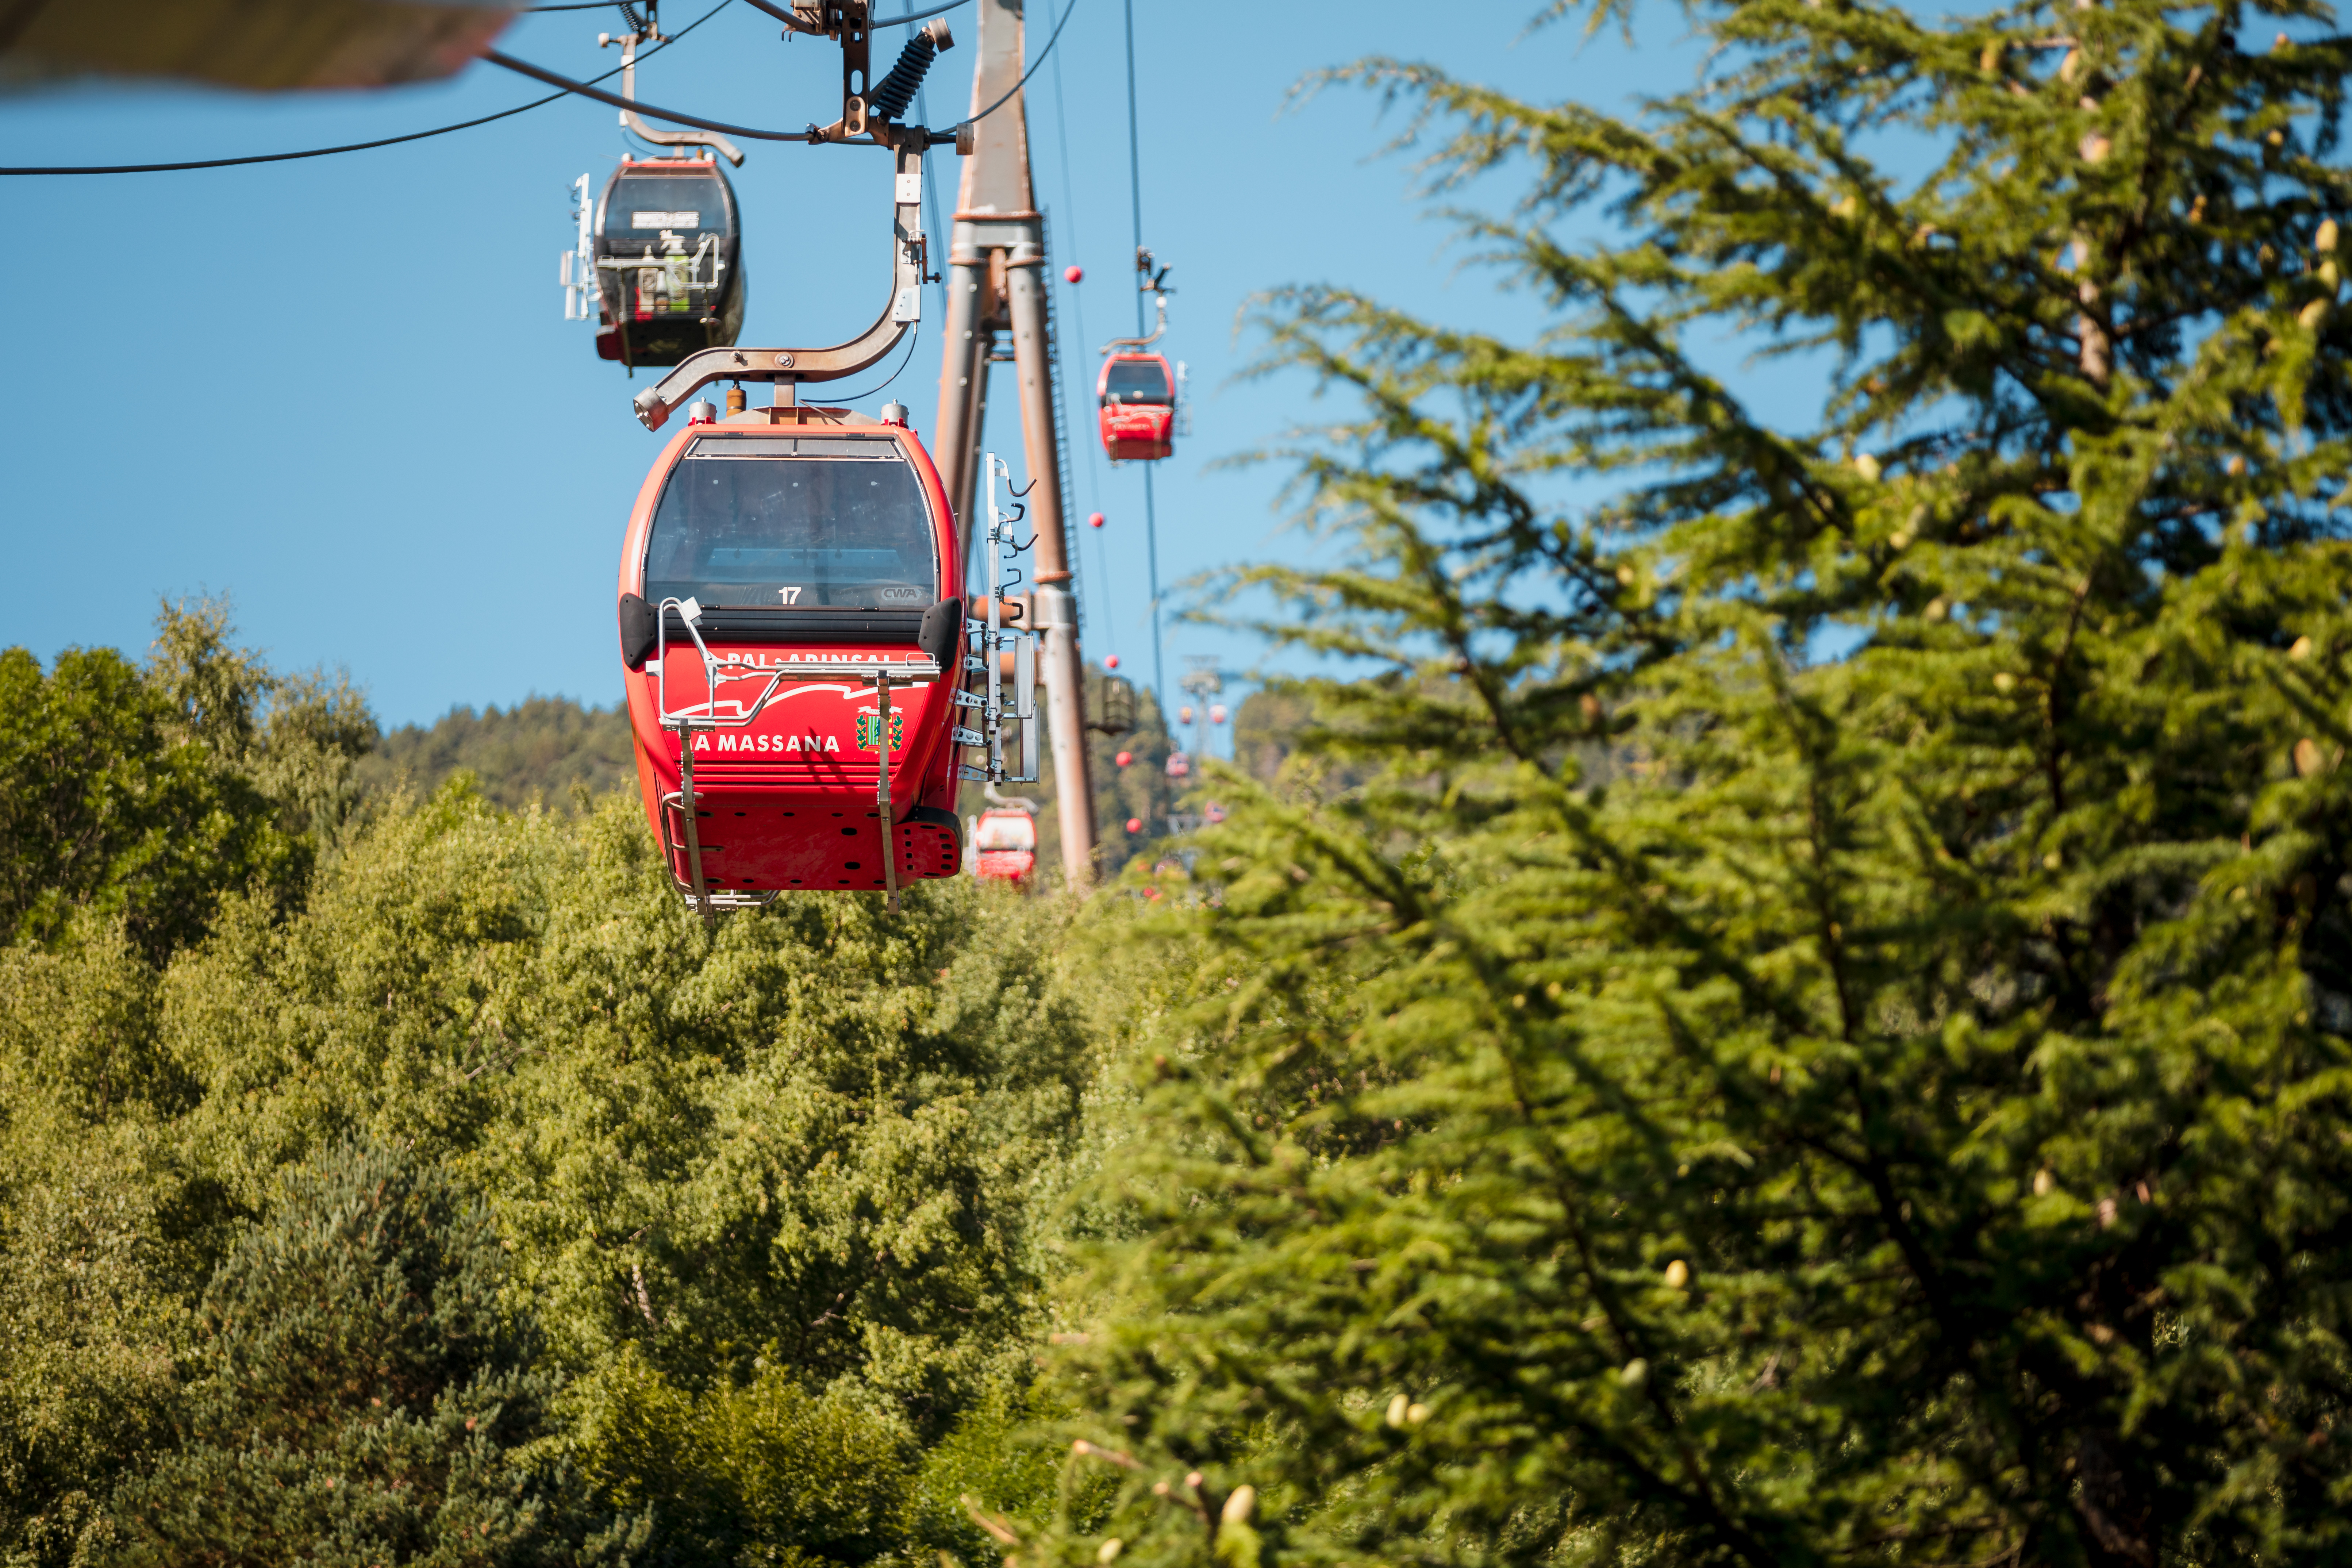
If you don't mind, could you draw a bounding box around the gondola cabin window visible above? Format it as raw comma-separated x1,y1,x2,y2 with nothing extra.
597,173,733,315
643,437,940,611
972,812,1036,852
1102,357,1172,404
606,176,715,234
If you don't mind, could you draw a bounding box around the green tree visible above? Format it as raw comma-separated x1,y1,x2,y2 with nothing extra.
1084,682,1175,874
0,598,373,962
0,595,1103,1563
0,1153,189,1568
144,778,1101,1555
144,595,376,860
1227,689,1310,786
0,769,1102,1565
103,1135,636,1568
161,784,1094,1411
1034,2,2352,1566
564,1345,912,1567
0,641,280,961
0,916,216,1568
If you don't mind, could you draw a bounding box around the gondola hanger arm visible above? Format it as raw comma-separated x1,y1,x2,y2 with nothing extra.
632,134,930,430
1101,245,1173,353
1100,288,1168,354
607,31,743,165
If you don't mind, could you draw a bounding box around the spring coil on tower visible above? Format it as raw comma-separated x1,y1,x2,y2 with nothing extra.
866,20,952,122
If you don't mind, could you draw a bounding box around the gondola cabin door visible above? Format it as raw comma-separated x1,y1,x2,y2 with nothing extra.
616,411,968,907
1096,352,1176,461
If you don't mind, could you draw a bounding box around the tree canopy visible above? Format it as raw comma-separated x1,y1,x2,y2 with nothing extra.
0,599,369,961
11,1,2352,1564
1027,0,2352,1565
104,1136,634,1568
0,611,1109,1568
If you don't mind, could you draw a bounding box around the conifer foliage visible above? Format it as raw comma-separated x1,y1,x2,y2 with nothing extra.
104,1137,633,1567
1042,1,2352,1565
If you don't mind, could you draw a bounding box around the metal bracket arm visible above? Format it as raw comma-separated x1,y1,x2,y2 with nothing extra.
651,598,938,732
869,669,900,914
960,454,1039,786
634,138,927,430
775,0,879,142
611,32,745,164
1102,289,1169,355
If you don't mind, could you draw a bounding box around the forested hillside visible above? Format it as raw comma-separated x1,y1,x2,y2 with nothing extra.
354,696,635,812
13,0,2352,1562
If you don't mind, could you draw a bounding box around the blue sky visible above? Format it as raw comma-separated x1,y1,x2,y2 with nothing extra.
0,0,1708,739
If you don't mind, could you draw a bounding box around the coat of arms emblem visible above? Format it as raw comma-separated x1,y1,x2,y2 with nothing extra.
854,709,906,752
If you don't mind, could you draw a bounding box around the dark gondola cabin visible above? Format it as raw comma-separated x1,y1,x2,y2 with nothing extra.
1096,352,1175,461
616,410,968,899
595,154,745,369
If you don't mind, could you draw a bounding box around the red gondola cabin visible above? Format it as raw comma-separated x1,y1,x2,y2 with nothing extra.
616,407,968,903
1097,352,1175,461
971,807,1038,883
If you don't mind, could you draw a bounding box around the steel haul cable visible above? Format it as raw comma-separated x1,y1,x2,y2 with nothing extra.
0,0,733,175
873,1,967,26
483,48,816,138
1046,0,1117,668
1122,0,1164,718
815,314,923,406
962,0,1077,126
0,0,995,176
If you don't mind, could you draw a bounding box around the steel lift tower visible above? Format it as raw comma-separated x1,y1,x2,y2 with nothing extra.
932,0,1096,885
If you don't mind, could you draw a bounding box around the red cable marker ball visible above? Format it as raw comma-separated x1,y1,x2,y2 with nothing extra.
1126,816,1143,834
1064,265,1084,284
1088,511,1105,529
1104,654,1120,670
1115,750,1133,768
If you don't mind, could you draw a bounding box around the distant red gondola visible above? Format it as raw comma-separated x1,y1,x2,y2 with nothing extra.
1097,247,1180,462
1097,352,1176,462
971,806,1038,883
